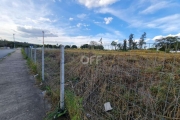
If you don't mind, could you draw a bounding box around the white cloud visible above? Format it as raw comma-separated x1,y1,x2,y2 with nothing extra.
76,23,89,28
176,33,180,38
77,0,119,8
52,0,61,2
153,33,180,40
39,17,51,22
94,21,101,24
69,17,74,21
98,6,180,33
152,35,164,40
77,23,82,27
17,26,58,37
97,7,130,24
146,14,180,32
104,17,113,24
140,1,170,14
0,0,122,46
77,14,87,19
0,0,66,43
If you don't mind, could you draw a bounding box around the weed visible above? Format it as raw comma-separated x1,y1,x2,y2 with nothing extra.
65,90,83,120
45,104,67,120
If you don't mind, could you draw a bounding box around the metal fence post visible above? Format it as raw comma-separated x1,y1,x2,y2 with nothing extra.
60,45,65,110
28,48,29,58
25,48,27,55
34,48,36,63
28,48,31,58
30,48,32,60
42,47,44,81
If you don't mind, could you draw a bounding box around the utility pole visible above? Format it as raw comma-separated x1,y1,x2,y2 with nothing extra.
13,34,15,49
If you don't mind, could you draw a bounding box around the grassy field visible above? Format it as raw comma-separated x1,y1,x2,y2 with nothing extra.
33,49,180,120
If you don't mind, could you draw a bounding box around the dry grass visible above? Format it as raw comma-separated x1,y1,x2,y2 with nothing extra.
36,49,180,120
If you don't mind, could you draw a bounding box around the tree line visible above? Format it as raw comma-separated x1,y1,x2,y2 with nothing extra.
1,34,179,52
155,36,180,52
0,39,32,48
111,32,146,51
0,39,63,48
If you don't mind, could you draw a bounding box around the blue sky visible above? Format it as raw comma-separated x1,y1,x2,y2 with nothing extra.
0,0,180,46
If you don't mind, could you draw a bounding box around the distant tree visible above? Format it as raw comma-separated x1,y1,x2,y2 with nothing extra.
166,36,177,50
89,41,100,49
71,45,77,49
89,41,99,46
94,45,104,50
80,44,89,49
156,36,180,52
139,32,146,49
99,38,102,45
117,43,122,50
80,43,103,50
123,39,127,51
128,34,134,50
111,41,117,50
174,37,180,52
48,44,53,48
65,45,71,49
132,41,137,49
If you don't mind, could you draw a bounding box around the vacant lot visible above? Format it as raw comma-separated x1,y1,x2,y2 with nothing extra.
34,49,180,120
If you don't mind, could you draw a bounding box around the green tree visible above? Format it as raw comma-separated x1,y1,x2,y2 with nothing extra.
156,36,180,52
71,45,78,49
65,45,71,49
80,44,89,49
123,39,127,51
132,41,137,49
111,41,117,50
139,32,146,49
117,43,122,50
128,34,134,50
94,45,104,50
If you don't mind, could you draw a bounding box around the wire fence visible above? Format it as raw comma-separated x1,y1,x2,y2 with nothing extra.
24,45,180,120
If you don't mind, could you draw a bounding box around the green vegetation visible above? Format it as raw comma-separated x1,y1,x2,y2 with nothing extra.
80,43,104,50
21,48,38,74
71,45,78,49
65,45,71,49
0,39,38,48
0,39,60,48
65,90,83,120
45,105,67,120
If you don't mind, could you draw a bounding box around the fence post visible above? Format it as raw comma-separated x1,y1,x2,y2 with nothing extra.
28,48,30,58
24,48,26,54
60,45,65,110
42,47,44,81
34,48,36,63
30,48,32,60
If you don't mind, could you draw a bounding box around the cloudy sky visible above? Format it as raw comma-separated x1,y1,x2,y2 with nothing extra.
0,0,180,46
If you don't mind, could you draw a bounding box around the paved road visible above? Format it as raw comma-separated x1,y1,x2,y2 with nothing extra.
0,49,15,59
0,49,49,120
